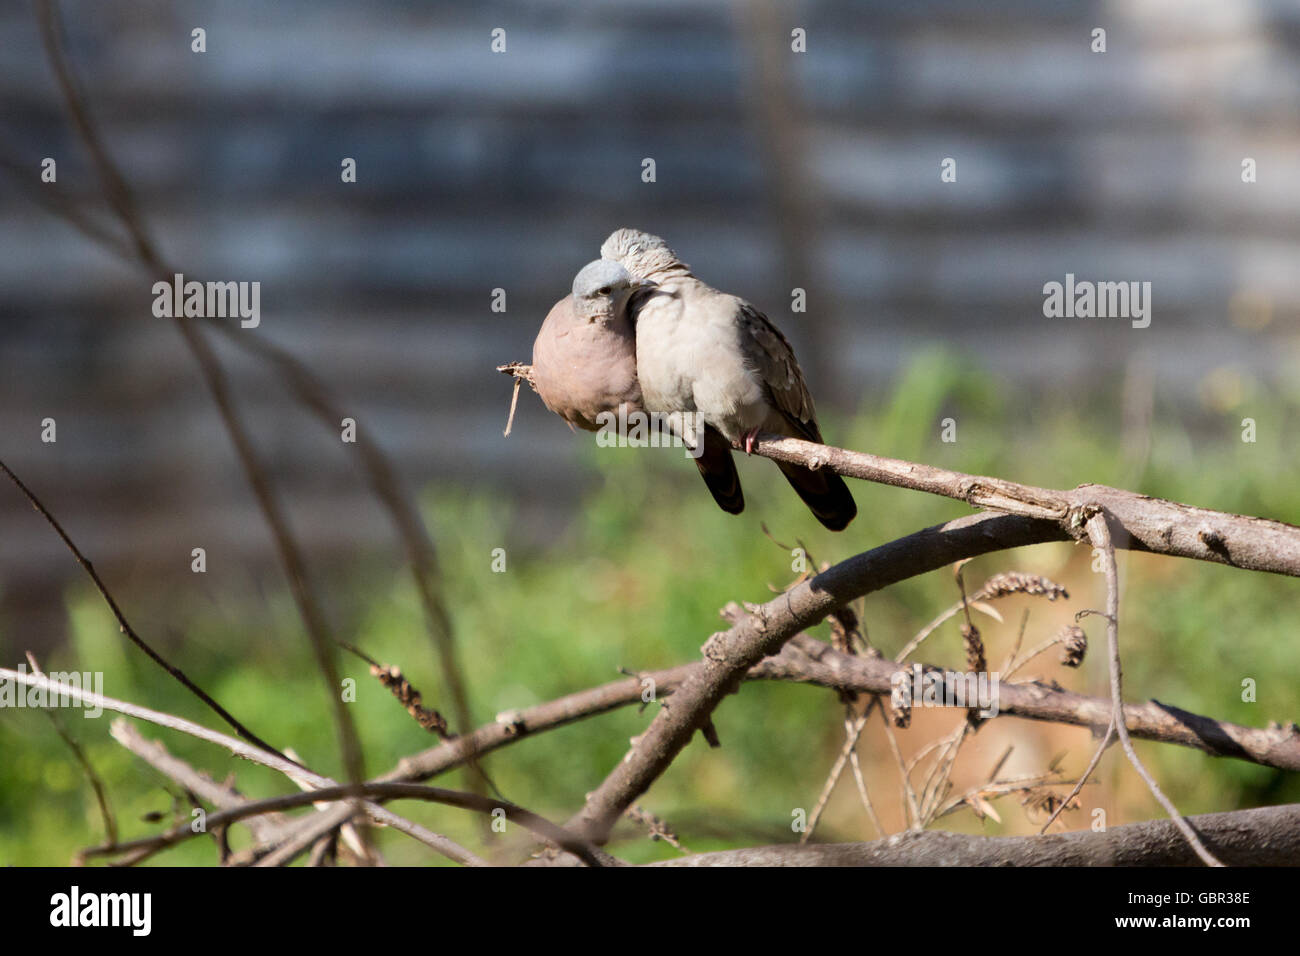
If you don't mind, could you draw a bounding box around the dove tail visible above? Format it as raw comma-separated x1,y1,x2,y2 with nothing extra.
775,461,857,531
694,425,745,515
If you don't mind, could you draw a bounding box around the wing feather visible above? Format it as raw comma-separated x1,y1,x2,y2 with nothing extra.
735,301,822,442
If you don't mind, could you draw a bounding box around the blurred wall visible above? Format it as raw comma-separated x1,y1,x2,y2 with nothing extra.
2,0,1299,640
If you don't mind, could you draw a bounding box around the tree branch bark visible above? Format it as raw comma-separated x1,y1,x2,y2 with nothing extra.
647,803,1300,866
565,427,1300,847
752,433,1300,577
565,512,1066,845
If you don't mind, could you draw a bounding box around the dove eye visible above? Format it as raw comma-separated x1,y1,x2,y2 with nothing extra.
597,286,611,296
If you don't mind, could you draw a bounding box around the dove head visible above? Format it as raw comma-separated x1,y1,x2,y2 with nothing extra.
600,228,690,280
571,258,653,323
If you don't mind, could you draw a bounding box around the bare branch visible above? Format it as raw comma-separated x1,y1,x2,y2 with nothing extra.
1,458,291,763
750,433,1300,578
12,19,477,787
759,635,1300,772
34,0,366,788
25,653,117,846
206,319,479,754
538,431,1300,854
649,803,1300,866
243,598,1300,861
2,668,480,867
81,781,610,868
111,721,287,845
1084,509,1223,866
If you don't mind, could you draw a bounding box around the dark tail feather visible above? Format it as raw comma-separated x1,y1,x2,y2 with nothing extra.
775,460,857,531
694,425,744,515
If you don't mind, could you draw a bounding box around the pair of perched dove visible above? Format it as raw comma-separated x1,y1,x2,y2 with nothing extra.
528,228,856,531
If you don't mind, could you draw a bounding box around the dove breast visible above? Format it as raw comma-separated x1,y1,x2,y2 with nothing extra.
632,278,768,444
531,294,643,432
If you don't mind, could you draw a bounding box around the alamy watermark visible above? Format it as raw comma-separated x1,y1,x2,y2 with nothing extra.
50,886,150,936
892,663,1000,718
1042,273,1151,329
152,272,260,328
0,664,103,717
594,408,707,459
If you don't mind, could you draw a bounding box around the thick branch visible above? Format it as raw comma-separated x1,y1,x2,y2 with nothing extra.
647,803,1300,866
253,590,1300,861
752,434,1300,578
384,633,1300,783
566,512,1068,844
764,635,1300,771
568,465,1300,845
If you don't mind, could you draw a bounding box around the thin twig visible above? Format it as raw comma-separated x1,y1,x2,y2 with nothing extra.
33,0,363,785
918,723,970,826
1,458,292,763
802,701,875,842
844,715,884,837
1,668,479,867
110,721,285,844
0,152,134,257
936,771,1077,821
1038,717,1115,833
802,734,852,841
25,652,117,846
1084,509,1223,866
877,703,923,830
999,609,1030,673
895,597,1000,663
1004,634,1069,681
81,781,609,868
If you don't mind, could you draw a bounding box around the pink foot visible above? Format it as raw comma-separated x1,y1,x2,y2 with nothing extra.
743,427,761,455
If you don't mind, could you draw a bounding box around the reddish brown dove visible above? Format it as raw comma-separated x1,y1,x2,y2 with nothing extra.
600,228,856,531
526,259,745,514
530,260,645,433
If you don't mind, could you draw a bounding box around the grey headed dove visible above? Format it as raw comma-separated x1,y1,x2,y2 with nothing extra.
529,259,647,433
527,259,744,514
601,228,857,531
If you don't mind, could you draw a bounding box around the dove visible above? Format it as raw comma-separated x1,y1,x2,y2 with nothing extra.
528,258,745,514
600,228,857,531
530,260,645,433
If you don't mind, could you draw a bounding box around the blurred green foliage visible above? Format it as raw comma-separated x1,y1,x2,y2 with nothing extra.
2,349,1297,865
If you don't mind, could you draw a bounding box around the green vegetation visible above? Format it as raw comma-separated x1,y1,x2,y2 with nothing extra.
2,349,1297,865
